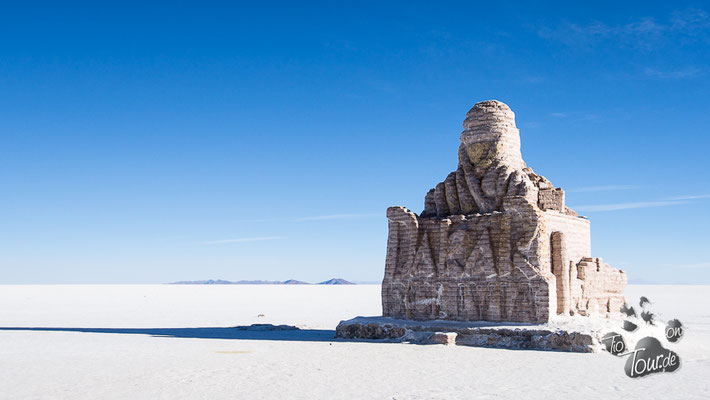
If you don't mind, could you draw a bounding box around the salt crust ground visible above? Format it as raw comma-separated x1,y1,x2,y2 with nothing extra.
0,284,708,399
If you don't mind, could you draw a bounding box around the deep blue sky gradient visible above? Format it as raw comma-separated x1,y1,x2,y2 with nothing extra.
2,2,709,283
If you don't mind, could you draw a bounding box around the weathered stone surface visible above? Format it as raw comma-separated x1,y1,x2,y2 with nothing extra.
429,332,458,345
335,322,407,340
382,100,627,324
335,317,598,352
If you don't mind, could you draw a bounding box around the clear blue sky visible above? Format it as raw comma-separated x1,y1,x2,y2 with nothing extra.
2,2,709,284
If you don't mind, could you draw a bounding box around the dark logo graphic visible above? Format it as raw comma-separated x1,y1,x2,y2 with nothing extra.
603,296,684,378
640,310,655,326
624,337,680,378
620,303,636,318
665,319,684,343
622,320,638,332
601,332,627,355
639,296,651,308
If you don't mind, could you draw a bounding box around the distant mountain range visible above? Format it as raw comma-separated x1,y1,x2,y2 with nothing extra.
169,278,355,285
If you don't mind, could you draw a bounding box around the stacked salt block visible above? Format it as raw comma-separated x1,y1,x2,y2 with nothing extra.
334,317,598,352
571,258,627,316
382,100,627,324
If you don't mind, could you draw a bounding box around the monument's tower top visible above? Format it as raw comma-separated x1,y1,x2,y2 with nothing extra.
461,99,524,170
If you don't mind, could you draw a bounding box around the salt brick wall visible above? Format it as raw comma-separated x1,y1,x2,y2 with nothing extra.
539,212,591,274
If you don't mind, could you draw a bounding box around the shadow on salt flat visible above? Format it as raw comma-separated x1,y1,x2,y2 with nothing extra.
0,325,339,342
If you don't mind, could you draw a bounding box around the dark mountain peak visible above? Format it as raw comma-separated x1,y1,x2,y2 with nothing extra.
282,279,310,284
318,278,355,285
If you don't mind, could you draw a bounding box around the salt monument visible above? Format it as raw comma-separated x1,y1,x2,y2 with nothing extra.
381,100,627,324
